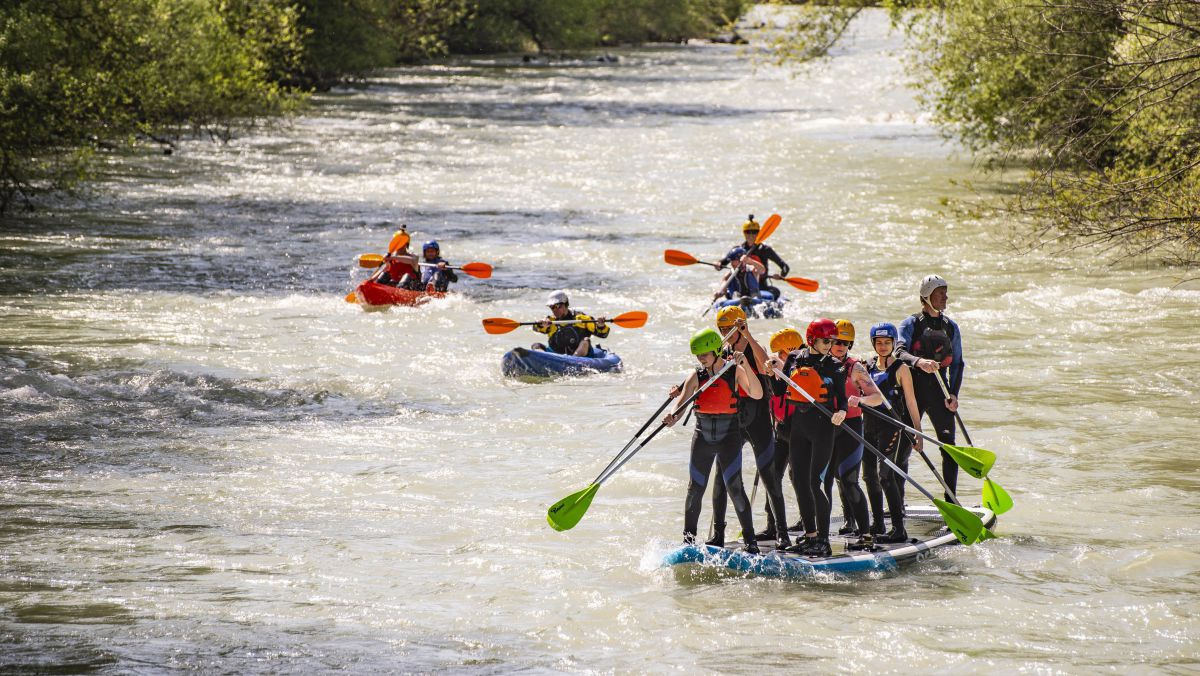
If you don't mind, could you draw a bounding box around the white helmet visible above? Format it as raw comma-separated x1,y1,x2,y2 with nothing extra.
919,274,948,299
546,290,570,307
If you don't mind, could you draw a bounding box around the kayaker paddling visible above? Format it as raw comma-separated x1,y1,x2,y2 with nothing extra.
718,215,792,300
418,240,458,292
532,291,610,357
663,328,762,554
372,238,419,288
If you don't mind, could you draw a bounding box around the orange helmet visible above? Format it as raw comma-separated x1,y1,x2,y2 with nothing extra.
769,328,804,354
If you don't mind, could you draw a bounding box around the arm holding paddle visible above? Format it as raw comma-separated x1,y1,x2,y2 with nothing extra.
662,370,700,427
845,361,884,410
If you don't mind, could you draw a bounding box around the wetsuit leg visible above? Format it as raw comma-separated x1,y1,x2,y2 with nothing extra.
684,431,720,539
832,418,871,538
709,455,731,531
746,409,789,543
914,374,958,501
764,423,792,534
791,409,835,538
879,429,913,531
716,431,756,541
863,424,886,530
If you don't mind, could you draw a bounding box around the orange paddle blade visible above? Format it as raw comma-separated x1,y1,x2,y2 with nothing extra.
345,291,359,303
782,276,819,293
482,317,522,334
664,249,699,266
387,230,410,254
610,311,648,328
755,213,782,244
358,253,384,268
460,262,493,279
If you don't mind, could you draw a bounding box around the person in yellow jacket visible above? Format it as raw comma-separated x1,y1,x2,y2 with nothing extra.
532,290,610,357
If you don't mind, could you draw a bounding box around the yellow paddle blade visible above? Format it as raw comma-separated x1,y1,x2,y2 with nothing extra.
358,253,384,268
345,291,358,303
754,213,782,244
459,262,492,279
387,230,410,254
482,317,522,334
610,311,648,328
781,275,819,293
664,249,699,266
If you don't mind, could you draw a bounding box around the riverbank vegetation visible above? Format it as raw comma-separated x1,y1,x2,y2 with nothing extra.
773,0,1199,266
0,0,744,213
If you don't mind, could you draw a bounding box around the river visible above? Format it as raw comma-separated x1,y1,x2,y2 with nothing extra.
1,9,1197,673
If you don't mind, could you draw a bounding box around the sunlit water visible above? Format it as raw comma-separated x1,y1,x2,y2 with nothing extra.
2,9,1197,672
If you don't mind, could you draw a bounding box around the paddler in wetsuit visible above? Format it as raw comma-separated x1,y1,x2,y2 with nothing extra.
662,328,762,554
714,250,766,310
894,274,964,502
417,240,458,292
826,319,884,546
763,328,807,536
372,239,419,288
865,322,923,543
717,215,792,299
706,307,792,549
532,290,610,357
765,318,847,557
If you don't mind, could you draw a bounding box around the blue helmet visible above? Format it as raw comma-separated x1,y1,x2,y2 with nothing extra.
726,246,747,262
422,240,439,252
869,322,898,341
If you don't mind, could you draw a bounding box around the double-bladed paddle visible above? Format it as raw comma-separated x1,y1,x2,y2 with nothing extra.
547,359,739,532
357,254,494,279
771,367,992,545
481,311,648,335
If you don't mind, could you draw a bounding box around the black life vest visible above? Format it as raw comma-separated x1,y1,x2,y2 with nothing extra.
909,312,954,367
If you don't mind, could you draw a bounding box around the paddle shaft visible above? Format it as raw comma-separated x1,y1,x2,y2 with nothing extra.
594,360,737,486
934,370,975,446
771,367,937,504
592,389,678,484
861,402,960,505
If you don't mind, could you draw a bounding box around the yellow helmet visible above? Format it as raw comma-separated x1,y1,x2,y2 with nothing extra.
834,319,856,343
769,328,804,354
741,215,760,234
716,305,746,330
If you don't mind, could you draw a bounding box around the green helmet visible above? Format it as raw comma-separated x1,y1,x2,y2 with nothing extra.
689,328,722,356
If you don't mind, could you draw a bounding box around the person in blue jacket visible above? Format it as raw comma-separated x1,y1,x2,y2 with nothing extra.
894,274,964,501
417,240,458,292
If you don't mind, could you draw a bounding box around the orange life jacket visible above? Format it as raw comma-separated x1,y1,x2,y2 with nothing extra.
696,366,739,415
786,365,829,404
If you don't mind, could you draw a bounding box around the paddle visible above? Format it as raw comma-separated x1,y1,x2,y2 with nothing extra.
771,367,989,545
862,392,960,505
357,254,494,280
387,229,410,254
547,359,739,532
858,402,995,480
481,311,648,335
933,370,1012,515
767,274,819,293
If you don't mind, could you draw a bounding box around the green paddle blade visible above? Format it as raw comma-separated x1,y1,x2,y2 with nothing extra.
978,526,997,541
547,483,600,532
983,477,1013,515
933,498,986,545
941,444,996,479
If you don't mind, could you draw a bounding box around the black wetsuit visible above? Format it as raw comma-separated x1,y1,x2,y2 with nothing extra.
896,312,962,501
826,358,871,537
709,343,790,544
684,370,756,543
776,348,847,540
866,355,914,533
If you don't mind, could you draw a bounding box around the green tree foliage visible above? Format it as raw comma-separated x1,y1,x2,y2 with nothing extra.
0,0,305,211
773,0,1200,265
289,0,470,89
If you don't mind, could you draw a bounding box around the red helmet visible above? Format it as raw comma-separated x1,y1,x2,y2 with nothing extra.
806,318,838,345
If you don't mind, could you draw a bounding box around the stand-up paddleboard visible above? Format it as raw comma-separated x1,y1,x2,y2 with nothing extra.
663,504,996,578
501,346,622,379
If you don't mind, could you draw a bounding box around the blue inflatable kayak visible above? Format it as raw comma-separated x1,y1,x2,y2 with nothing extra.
501,346,623,378
663,504,996,579
711,292,786,319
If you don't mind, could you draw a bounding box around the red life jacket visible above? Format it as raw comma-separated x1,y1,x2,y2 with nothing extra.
770,393,796,421
385,257,416,280
696,365,739,415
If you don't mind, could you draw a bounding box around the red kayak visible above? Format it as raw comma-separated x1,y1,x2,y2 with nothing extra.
353,280,446,309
